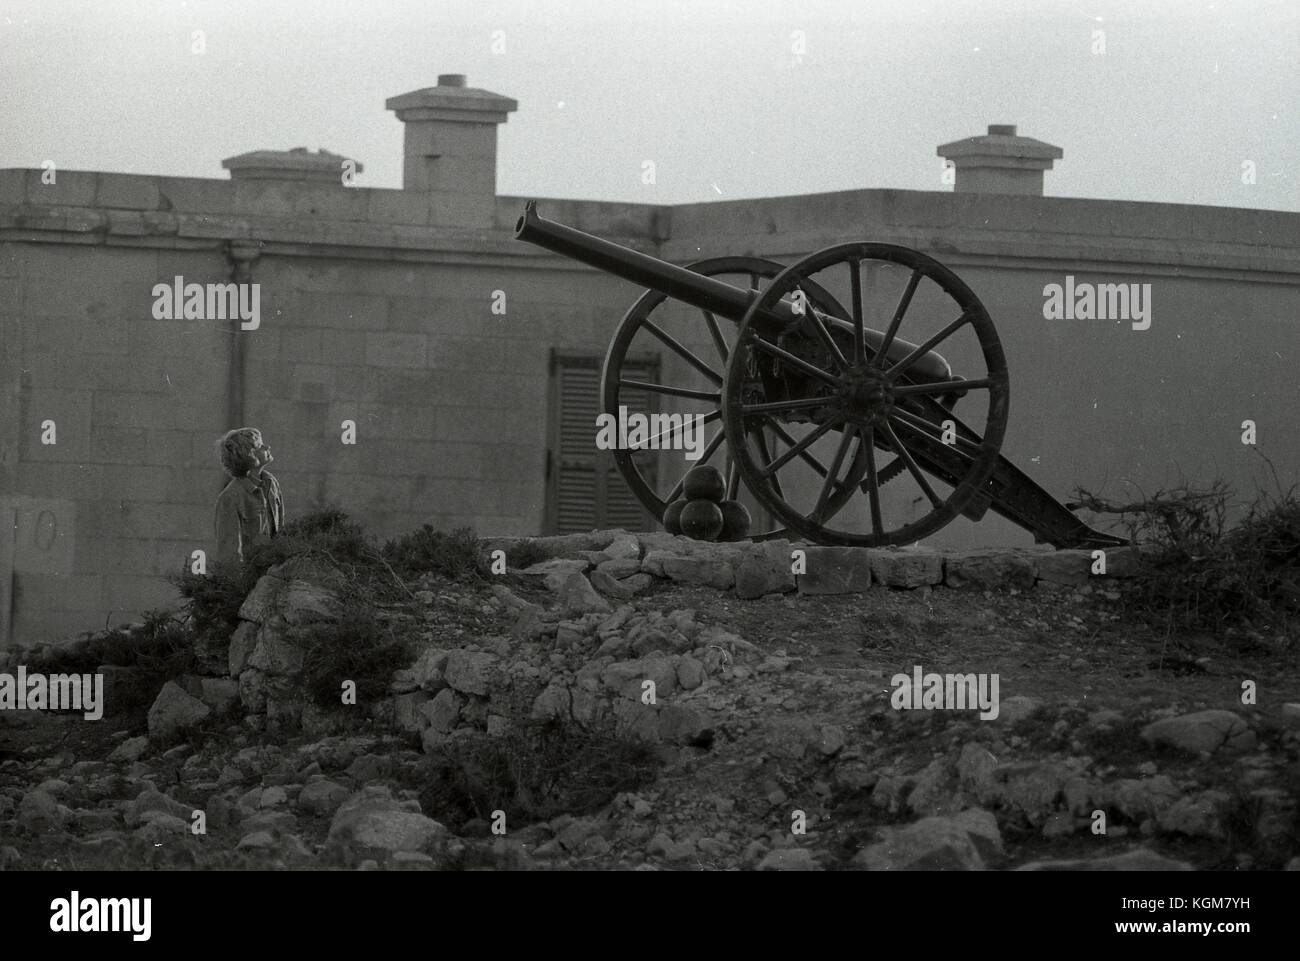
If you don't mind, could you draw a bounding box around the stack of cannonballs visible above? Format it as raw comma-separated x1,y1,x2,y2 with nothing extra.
662,465,752,542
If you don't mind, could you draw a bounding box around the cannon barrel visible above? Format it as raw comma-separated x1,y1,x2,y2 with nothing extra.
514,201,950,380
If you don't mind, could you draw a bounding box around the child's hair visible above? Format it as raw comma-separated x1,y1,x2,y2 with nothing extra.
216,427,262,478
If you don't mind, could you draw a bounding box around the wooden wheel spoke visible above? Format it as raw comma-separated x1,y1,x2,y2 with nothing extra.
809,424,857,523
726,457,740,499
642,319,723,386
889,407,981,453
754,427,784,500
861,425,883,534
891,377,991,397
740,396,833,416
702,310,729,363
637,408,722,451
757,415,840,477
874,269,922,370
848,258,865,366
881,420,942,507
884,312,969,379
619,379,719,403
766,420,832,478
803,306,849,372
750,337,841,387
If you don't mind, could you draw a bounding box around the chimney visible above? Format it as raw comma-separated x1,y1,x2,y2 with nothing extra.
221,147,362,183
936,125,1063,196
386,74,518,227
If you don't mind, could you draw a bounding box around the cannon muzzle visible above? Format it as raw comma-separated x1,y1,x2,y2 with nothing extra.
515,201,951,380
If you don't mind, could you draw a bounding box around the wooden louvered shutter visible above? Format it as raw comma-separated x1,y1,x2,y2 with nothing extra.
547,351,659,534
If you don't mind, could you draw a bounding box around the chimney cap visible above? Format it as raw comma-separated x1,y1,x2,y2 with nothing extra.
386,78,518,121
221,147,362,182
937,125,1063,169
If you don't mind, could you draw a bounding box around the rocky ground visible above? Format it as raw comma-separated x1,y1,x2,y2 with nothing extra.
2,530,1299,871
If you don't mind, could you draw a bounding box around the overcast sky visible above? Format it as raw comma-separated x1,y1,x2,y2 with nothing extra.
1,0,1295,211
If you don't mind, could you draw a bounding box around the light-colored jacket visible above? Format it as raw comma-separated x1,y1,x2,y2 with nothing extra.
213,471,283,565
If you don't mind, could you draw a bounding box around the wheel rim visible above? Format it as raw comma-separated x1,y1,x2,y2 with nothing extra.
721,243,1009,547
600,256,866,539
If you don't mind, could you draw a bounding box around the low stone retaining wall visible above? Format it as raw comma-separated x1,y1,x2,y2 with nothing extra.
489,530,1147,600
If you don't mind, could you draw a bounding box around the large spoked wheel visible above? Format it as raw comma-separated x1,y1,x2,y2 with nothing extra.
601,256,867,538
721,243,1010,546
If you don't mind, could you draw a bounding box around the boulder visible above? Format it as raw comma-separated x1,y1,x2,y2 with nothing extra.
147,681,211,740
1140,710,1257,755
853,809,1002,870
944,551,1036,590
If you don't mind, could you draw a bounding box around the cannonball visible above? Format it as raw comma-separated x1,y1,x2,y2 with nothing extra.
682,465,726,503
679,499,724,541
717,500,752,542
663,499,686,536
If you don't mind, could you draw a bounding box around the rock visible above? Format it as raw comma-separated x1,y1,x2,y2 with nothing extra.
907,758,962,816
853,809,1002,870
408,648,452,690
1102,776,1181,820
346,754,393,785
658,704,710,745
1034,550,1093,586
1157,790,1229,840
107,736,150,764
199,678,241,714
734,540,796,599
1016,849,1194,871
589,570,635,599
869,548,943,588
420,688,462,734
247,621,305,675
238,574,285,623
17,790,64,832
392,691,431,734
136,814,189,842
944,551,1036,590
557,573,612,616
351,811,445,852
298,780,351,817
757,848,820,871
519,557,590,589
238,669,268,713
798,546,873,595
443,651,497,696
997,696,1044,726
619,574,654,594
228,621,260,675
676,656,706,690
817,724,846,756
124,787,192,828
1140,710,1257,755
236,830,277,851
147,681,211,740
596,558,642,579
660,554,736,591
601,656,677,699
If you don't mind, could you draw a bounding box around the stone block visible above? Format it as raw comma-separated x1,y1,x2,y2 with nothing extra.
797,546,873,594
944,551,1036,590
869,548,943,588
1033,550,1093,585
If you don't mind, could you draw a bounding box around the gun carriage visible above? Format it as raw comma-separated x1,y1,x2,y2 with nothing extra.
516,201,1124,549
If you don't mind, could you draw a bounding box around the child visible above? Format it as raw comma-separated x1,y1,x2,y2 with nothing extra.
213,427,284,566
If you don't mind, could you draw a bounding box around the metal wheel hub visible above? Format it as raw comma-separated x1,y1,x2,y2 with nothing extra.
839,368,894,423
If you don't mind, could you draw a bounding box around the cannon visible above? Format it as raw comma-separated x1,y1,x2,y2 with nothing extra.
516,201,1126,549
